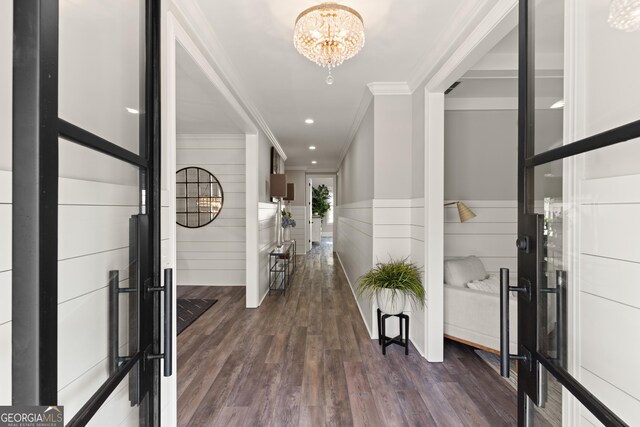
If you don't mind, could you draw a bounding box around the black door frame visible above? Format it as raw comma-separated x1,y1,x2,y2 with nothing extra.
516,1,638,426
12,1,162,425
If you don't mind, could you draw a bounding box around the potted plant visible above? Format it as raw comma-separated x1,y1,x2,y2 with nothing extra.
312,184,331,219
281,209,296,241
357,258,425,315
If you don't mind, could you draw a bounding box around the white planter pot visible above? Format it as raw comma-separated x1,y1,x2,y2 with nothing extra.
376,289,406,315
283,227,291,241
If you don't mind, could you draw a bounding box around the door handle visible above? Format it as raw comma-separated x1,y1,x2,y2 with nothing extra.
539,270,567,367
148,268,173,377
500,268,531,377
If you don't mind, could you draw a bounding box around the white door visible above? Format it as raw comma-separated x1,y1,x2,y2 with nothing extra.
306,177,312,252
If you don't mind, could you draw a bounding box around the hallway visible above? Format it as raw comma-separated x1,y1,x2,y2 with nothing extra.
176,240,517,426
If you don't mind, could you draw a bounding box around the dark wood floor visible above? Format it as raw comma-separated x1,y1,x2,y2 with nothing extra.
177,240,518,426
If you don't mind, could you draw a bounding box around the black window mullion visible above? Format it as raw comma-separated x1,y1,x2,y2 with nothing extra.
58,119,148,169
12,0,60,406
526,119,640,167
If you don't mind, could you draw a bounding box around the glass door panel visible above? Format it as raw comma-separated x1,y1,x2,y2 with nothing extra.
514,1,640,425
59,0,145,154
532,0,564,155
57,140,142,423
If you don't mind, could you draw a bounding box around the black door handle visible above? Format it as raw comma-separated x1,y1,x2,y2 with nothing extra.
500,268,530,377
148,268,173,377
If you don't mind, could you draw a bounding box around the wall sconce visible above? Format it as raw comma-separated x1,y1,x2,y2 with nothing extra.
444,201,476,222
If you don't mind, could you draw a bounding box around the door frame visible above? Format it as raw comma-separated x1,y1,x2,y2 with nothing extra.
11,0,162,424
422,0,519,362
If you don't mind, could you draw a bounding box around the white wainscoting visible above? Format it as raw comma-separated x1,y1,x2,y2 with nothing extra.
334,200,373,335
335,198,428,356
578,174,640,426
410,198,426,355
444,200,518,277
286,205,305,249
258,203,278,303
176,135,246,286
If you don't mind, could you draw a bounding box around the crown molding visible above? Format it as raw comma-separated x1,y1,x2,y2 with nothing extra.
283,166,309,171
366,82,411,96
176,133,246,140
338,87,373,168
172,0,287,160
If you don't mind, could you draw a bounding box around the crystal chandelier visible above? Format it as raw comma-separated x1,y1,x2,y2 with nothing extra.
293,2,365,84
609,0,640,32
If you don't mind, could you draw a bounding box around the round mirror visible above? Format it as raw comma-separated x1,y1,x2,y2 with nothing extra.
176,167,223,228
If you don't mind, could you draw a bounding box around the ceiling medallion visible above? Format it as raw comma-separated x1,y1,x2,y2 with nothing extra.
293,2,365,84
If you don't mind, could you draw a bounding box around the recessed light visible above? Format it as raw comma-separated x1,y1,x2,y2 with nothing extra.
311,160,317,164
305,118,314,124
550,100,564,109
309,146,316,150
126,107,140,114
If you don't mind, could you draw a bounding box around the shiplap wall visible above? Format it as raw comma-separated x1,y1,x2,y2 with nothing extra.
0,171,10,405
286,205,305,248
444,200,518,278
56,152,144,422
335,200,374,334
335,198,428,356
409,198,426,354
578,174,640,426
176,135,246,286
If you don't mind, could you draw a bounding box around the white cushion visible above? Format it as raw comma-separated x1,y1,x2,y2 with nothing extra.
444,256,488,287
466,274,500,293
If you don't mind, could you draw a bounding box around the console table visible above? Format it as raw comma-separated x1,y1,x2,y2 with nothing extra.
268,240,296,295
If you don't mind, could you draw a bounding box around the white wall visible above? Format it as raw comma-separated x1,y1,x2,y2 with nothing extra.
374,95,413,200
176,135,246,286
570,2,640,424
444,109,562,201
0,0,12,405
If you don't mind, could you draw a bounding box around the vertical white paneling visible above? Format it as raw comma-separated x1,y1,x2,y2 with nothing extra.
176,135,246,286
258,203,277,303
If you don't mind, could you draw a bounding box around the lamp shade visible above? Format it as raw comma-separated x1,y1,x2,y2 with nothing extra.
457,202,476,223
284,183,295,201
270,174,288,198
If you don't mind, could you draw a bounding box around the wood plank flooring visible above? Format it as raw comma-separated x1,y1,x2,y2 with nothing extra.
177,239,518,426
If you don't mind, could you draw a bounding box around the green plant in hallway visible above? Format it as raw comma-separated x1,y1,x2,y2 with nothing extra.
357,258,424,314
312,184,330,219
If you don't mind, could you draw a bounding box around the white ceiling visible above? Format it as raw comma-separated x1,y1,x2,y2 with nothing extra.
174,0,500,171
